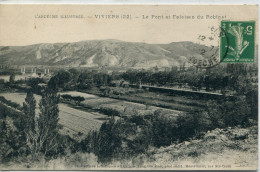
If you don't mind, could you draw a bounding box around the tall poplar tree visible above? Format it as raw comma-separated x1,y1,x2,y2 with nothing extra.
38,88,60,156
23,91,36,132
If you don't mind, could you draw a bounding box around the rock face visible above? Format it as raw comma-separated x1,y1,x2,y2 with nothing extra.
0,40,216,68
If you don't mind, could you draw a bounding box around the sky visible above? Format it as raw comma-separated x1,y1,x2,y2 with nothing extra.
0,5,258,46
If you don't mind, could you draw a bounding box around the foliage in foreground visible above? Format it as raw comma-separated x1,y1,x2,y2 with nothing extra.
0,88,75,164
78,93,256,163
0,87,257,166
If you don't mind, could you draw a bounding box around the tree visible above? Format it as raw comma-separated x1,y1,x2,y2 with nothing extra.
68,68,80,86
96,118,122,162
149,110,178,147
245,88,258,120
38,88,60,156
205,97,251,127
22,91,37,158
9,73,15,85
48,70,72,90
23,91,36,132
0,109,25,163
77,72,94,89
22,91,41,159
0,116,8,162
94,73,112,87
21,88,65,159
27,78,44,94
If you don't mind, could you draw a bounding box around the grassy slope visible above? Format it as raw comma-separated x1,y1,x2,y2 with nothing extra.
112,125,258,170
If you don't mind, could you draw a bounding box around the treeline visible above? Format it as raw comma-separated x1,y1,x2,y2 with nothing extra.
47,69,113,90
121,65,255,92
47,63,256,94
5,63,256,96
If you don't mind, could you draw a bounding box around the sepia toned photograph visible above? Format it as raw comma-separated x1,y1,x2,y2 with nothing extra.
0,4,258,170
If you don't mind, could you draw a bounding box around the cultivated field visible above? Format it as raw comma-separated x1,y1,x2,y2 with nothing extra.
0,92,108,139
83,87,210,112
0,91,183,139
61,91,182,117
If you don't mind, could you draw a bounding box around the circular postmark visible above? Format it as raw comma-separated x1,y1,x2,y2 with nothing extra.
186,26,229,69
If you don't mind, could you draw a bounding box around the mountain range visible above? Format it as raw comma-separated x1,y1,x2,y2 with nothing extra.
0,39,216,68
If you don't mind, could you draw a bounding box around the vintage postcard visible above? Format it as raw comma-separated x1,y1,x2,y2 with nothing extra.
0,4,258,170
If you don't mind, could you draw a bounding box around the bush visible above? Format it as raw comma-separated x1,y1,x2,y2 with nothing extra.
205,97,252,128
61,95,85,103
144,110,178,147
176,112,210,141
99,107,121,117
81,111,185,163
0,106,27,164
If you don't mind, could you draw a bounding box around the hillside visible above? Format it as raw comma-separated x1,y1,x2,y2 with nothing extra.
0,40,216,68
3,125,256,170
110,125,258,169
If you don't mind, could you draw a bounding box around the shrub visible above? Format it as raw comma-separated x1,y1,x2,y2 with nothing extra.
99,107,121,117
61,94,85,102
145,110,178,147
81,111,184,163
205,97,252,128
0,111,27,164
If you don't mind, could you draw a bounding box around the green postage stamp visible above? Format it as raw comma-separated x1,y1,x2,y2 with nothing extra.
220,21,255,63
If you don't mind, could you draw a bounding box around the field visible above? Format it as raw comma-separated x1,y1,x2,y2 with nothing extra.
117,91,207,112
82,87,212,112
0,92,108,139
0,91,186,139
61,91,182,117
